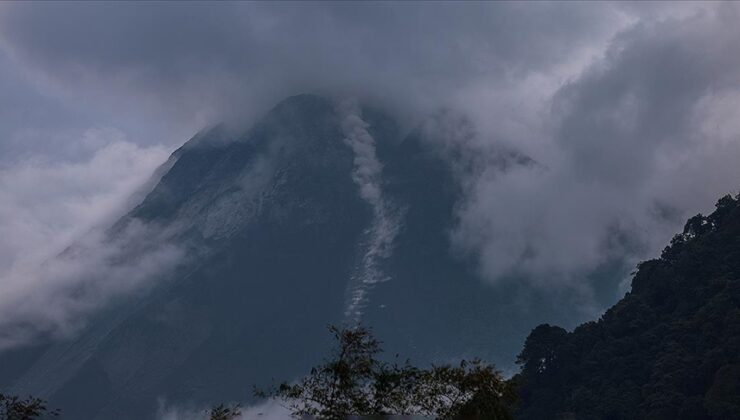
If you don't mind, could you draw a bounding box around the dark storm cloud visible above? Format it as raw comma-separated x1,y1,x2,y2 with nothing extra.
0,2,625,127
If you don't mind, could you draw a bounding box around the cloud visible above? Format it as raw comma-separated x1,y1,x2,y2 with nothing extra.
451,4,740,292
0,130,177,348
0,129,170,269
0,2,630,131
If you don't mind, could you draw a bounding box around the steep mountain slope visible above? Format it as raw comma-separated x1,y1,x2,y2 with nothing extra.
1,94,601,419
516,194,740,419
10,95,371,419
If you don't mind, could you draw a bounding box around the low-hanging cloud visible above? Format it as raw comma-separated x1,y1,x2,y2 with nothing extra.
453,5,740,293
0,130,177,348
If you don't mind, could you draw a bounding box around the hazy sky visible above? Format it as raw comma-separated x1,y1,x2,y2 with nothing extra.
2,1,740,347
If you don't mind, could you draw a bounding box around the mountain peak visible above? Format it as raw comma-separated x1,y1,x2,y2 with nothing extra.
6,94,535,419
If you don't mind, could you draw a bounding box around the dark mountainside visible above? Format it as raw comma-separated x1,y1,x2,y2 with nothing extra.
0,95,586,419
516,194,740,419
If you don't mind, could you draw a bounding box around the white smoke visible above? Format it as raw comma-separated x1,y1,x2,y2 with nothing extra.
0,219,184,350
337,99,402,323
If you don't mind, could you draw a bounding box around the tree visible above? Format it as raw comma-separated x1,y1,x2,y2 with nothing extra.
207,403,241,420
0,394,58,420
415,359,517,419
256,325,515,419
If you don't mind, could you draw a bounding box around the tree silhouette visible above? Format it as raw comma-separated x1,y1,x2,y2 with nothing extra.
515,193,740,419
207,403,241,420
255,325,515,419
0,393,58,420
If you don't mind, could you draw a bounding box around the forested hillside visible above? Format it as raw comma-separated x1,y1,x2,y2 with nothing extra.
516,194,740,419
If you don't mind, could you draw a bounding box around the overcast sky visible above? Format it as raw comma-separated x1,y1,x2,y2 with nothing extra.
2,1,740,347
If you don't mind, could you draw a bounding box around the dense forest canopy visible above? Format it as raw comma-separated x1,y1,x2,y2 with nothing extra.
516,193,740,420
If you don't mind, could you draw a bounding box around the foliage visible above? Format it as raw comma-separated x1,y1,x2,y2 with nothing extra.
256,325,515,419
207,403,241,420
516,193,740,419
0,393,57,420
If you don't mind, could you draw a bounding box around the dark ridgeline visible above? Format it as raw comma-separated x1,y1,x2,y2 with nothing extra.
516,194,740,419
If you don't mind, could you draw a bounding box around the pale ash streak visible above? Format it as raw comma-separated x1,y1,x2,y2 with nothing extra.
337,99,401,323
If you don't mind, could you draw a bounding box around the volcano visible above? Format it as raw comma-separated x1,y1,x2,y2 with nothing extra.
2,94,573,419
